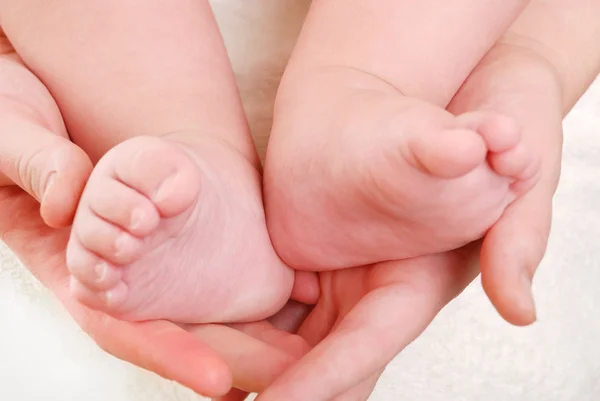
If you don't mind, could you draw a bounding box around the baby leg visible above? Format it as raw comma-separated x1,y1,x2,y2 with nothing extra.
265,0,538,270
0,0,293,323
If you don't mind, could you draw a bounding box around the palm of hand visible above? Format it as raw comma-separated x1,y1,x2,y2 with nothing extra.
0,187,235,396
0,184,483,401
257,248,481,401
0,185,324,399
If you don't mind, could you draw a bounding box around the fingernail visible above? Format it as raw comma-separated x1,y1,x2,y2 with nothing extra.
41,171,57,202
519,271,537,322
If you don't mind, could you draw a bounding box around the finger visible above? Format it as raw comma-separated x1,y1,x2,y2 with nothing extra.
189,323,304,393
82,315,233,397
0,112,92,227
0,192,304,397
211,305,314,401
290,270,320,304
213,388,250,401
229,319,310,359
257,254,478,401
59,273,234,397
0,52,93,228
0,187,74,285
331,371,383,401
480,185,553,326
0,191,233,397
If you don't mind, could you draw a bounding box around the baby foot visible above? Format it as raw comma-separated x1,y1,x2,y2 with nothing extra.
265,70,540,270
66,133,293,324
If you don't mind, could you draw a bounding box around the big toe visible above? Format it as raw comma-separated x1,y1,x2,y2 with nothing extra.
406,127,487,178
457,111,521,152
488,141,541,195
98,136,202,218
458,111,540,195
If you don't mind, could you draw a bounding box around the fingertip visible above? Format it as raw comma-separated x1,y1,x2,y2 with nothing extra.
40,146,93,228
481,268,537,326
148,323,234,397
290,271,320,304
197,359,234,397
212,388,250,401
480,226,541,327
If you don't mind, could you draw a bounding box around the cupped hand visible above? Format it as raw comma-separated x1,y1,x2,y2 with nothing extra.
0,131,318,398
235,35,562,401
0,36,232,395
253,181,556,401
0,36,315,397
252,247,482,401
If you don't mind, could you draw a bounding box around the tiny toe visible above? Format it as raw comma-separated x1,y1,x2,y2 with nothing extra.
457,112,521,153
103,281,129,309
73,210,144,265
66,240,122,290
407,128,486,178
87,177,160,237
104,137,200,218
488,141,531,178
70,276,129,311
510,157,541,195
488,141,541,196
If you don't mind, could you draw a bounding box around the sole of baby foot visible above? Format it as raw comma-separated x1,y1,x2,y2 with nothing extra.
66,133,294,324
265,80,540,271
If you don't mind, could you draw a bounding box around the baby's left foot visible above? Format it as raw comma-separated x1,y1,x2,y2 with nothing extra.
66,133,294,324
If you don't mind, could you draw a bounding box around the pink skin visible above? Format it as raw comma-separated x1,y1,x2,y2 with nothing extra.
67,133,294,323
0,0,299,323
248,24,573,401
0,34,567,401
267,71,540,270
0,46,92,228
0,26,315,397
264,0,540,321
0,0,597,399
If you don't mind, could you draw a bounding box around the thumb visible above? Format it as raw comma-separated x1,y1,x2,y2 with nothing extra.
480,186,553,326
0,114,92,227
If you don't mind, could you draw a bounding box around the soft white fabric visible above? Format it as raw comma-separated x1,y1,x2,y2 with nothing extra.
1,1,599,400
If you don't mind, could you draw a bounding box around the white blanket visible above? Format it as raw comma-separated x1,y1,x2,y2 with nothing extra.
1,1,599,400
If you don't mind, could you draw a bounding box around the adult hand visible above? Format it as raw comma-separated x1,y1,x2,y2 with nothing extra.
0,36,315,398
230,9,569,399
0,35,230,395
254,185,556,401
0,127,322,398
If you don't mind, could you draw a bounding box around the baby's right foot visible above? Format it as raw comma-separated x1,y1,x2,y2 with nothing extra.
265,69,540,270
66,133,294,324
